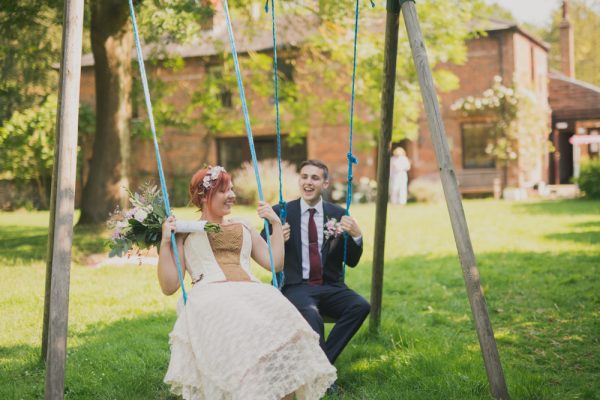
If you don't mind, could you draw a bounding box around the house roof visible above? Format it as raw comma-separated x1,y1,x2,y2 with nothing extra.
80,14,319,67
471,18,550,50
549,71,600,121
81,15,550,68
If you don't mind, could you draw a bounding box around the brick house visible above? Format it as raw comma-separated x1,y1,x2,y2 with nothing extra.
77,2,597,203
409,18,551,194
546,2,600,185
549,72,600,184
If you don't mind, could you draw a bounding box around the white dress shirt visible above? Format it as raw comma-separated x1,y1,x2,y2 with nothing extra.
299,198,362,280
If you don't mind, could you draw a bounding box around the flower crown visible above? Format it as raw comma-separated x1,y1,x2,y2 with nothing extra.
200,165,227,193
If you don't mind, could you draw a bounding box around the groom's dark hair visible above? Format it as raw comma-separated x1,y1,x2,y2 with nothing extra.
299,160,329,180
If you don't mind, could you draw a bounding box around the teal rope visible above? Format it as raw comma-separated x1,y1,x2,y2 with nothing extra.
222,0,279,288
343,0,374,275
266,0,286,288
128,0,187,303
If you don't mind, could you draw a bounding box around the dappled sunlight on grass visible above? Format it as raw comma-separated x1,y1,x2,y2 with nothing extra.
512,199,600,216
493,328,519,345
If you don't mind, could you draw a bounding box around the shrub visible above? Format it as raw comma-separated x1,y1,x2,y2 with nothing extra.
354,176,377,203
330,177,377,204
330,182,346,203
231,159,300,205
408,175,444,203
0,180,39,210
577,159,600,199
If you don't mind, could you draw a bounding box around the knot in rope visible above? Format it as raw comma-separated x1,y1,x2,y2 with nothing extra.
347,152,358,165
278,200,287,224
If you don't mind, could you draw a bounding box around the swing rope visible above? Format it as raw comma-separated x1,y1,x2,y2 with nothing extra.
265,0,286,288
128,0,369,293
267,0,372,278
222,0,279,288
343,0,373,274
265,0,287,225
127,0,188,303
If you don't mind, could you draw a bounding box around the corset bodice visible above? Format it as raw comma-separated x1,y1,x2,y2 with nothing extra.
183,221,259,285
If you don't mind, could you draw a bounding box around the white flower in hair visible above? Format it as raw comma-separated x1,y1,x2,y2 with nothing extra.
202,175,211,189
210,165,225,179
202,165,227,190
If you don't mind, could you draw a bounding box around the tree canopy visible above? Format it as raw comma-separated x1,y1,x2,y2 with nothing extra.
1,0,485,218
0,0,63,123
192,0,485,145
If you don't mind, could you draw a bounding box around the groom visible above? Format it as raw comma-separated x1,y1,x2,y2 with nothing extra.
263,159,370,365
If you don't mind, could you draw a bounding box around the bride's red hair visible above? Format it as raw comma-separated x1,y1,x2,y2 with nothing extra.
189,167,232,210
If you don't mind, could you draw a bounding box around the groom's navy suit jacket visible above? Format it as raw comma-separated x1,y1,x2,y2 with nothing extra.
269,199,363,287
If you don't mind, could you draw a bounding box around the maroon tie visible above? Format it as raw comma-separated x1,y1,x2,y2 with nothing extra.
308,208,323,285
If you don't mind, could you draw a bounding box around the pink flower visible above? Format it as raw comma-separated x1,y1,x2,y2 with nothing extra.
111,229,122,240
324,218,343,240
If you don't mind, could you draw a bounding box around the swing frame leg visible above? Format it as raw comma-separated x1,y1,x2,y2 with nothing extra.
401,1,509,398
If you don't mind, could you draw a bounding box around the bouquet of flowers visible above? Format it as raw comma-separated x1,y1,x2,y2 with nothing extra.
324,217,343,240
107,182,220,257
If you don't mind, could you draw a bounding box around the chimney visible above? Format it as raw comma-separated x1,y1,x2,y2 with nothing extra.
559,0,575,78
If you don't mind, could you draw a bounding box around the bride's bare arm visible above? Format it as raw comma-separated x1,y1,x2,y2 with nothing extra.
158,216,187,295
250,201,284,272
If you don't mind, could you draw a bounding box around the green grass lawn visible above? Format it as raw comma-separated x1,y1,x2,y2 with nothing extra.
1,199,599,399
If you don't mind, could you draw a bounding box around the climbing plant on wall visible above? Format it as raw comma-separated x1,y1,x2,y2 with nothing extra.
452,76,549,188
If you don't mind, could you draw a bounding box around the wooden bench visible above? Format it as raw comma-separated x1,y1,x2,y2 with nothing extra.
456,169,499,195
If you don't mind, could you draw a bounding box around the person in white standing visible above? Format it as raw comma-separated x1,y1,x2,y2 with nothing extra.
389,147,411,205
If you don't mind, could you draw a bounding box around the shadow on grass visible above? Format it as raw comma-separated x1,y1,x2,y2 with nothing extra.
544,219,600,244
513,199,600,216
0,224,107,266
0,312,177,400
0,226,48,265
573,221,600,229
2,250,598,399
546,230,600,244
332,250,599,399
0,343,46,399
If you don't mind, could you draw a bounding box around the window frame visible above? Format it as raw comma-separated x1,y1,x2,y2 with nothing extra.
216,134,307,172
460,122,496,169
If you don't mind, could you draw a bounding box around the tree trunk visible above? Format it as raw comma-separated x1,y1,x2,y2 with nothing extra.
35,176,49,209
79,0,132,224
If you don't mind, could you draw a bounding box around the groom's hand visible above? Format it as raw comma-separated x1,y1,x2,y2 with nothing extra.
340,215,361,238
282,223,291,242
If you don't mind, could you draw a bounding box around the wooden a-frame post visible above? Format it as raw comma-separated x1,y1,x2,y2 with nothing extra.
42,0,84,398
370,0,400,332
370,1,509,398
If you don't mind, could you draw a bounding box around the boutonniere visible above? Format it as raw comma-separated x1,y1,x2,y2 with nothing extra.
324,217,343,240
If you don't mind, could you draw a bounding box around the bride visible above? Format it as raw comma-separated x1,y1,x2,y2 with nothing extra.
158,165,336,400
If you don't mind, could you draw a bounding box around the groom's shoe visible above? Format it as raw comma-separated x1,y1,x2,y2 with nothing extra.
326,382,342,396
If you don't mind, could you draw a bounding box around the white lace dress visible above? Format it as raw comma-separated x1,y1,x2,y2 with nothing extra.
164,222,336,400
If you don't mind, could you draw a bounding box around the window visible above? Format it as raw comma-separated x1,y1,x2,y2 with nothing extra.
207,65,233,108
270,58,295,104
277,58,294,83
461,123,496,169
217,135,307,172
